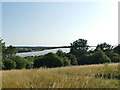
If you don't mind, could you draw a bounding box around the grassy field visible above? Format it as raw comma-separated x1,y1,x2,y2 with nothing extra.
2,63,120,88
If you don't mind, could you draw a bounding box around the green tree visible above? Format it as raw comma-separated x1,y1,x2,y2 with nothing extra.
110,53,120,62
0,38,6,58
95,42,113,52
24,57,34,69
56,50,66,57
41,52,63,68
92,50,111,64
24,59,34,69
70,39,89,58
34,56,44,68
62,56,71,66
113,44,120,55
3,57,16,70
78,50,111,65
6,45,17,59
1,62,5,70
13,56,26,69
65,53,78,65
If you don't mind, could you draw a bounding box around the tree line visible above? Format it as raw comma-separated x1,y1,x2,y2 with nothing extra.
0,38,120,70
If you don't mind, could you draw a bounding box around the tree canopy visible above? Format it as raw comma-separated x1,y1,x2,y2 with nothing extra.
70,39,89,58
1,38,120,70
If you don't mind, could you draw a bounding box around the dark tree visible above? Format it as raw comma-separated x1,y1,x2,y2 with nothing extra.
95,42,113,52
34,56,43,68
65,53,78,65
6,45,17,59
110,53,120,62
70,39,89,58
78,50,111,65
56,50,66,58
62,56,71,66
24,59,34,69
113,44,120,55
0,38,6,58
42,52,64,68
34,52,64,68
3,57,16,70
13,56,26,69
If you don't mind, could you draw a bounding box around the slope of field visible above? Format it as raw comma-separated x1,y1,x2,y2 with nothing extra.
2,63,119,88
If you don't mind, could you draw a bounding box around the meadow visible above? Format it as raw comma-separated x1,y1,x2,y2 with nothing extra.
2,63,119,88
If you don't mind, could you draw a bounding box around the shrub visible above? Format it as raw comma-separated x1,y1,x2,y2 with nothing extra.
111,53,120,63
34,52,64,68
42,52,64,68
62,57,71,66
1,62,5,70
24,59,34,69
65,53,78,65
13,56,26,69
34,56,43,68
78,50,111,65
91,50,111,64
56,50,66,57
3,57,16,70
24,57,34,69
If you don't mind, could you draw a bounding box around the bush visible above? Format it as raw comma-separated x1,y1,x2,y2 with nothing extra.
13,56,26,69
113,44,120,55
56,50,66,57
24,59,34,69
3,57,16,70
62,57,71,66
24,57,34,69
91,50,111,64
111,53,120,63
34,53,64,68
65,53,78,65
42,52,64,68
34,56,43,68
70,39,89,58
78,50,111,65
1,62,5,70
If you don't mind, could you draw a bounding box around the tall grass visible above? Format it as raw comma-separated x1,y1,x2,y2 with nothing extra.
2,63,119,88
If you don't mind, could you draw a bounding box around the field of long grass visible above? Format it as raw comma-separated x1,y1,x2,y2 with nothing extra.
2,63,119,88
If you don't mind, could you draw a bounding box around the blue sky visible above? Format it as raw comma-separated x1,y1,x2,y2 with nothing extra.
2,2,118,46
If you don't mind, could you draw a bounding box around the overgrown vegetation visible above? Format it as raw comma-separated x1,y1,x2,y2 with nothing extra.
1,38,120,88
0,38,120,70
2,63,119,88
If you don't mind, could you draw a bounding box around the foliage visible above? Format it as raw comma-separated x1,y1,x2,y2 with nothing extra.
3,57,16,70
34,56,43,68
65,53,78,65
1,38,120,70
24,59,34,69
95,42,113,52
56,50,66,57
70,39,89,58
62,56,71,66
113,44,120,55
1,61,5,70
6,45,17,58
13,56,26,69
78,50,111,65
34,53,64,68
24,57,34,69
41,52,64,68
110,53,120,63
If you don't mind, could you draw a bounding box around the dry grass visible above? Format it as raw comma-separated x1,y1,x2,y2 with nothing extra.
2,63,119,88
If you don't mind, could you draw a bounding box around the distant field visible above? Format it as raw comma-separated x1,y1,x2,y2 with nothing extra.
2,63,119,88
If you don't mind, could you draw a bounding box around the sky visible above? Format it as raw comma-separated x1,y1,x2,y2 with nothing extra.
2,1,118,46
